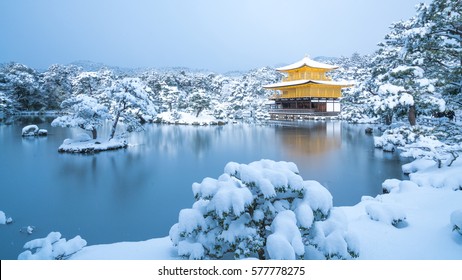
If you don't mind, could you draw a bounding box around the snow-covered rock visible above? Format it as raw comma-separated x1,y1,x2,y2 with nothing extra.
57,137,128,154
382,179,401,194
0,210,13,225
21,125,47,137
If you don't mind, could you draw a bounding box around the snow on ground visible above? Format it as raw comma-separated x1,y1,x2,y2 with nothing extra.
341,185,462,259
56,157,462,260
70,237,177,260
57,134,128,153
156,111,226,125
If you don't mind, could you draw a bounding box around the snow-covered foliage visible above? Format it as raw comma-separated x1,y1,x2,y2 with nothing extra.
103,77,157,139
18,232,87,260
337,0,460,128
169,159,358,260
141,66,282,122
374,124,461,168
0,63,43,111
51,94,110,139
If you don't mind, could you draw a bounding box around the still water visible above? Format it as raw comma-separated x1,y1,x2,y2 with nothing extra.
0,119,408,259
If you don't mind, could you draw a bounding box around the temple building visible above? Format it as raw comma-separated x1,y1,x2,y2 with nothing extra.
263,56,353,118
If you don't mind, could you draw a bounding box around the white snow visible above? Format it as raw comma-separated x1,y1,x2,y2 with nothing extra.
21,124,39,136
21,125,47,137
57,137,128,153
276,56,339,71
156,111,226,125
382,178,401,193
0,210,12,224
365,202,406,226
177,209,205,234
267,210,305,260
177,240,204,260
302,180,333,217
207,179,253,217
18,232,87,260
0,210,6,224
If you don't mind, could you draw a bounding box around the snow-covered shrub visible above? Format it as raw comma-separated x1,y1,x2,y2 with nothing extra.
169,159,359,260
374,125,433,149
382,179,401,194
375,125,461,168
365,202,406,226
18,232,87,260
451,210,462,236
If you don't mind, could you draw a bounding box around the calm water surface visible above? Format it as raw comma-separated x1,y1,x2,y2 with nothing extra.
0,119,408,259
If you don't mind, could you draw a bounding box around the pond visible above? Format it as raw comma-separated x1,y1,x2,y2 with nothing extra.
0,119,409,259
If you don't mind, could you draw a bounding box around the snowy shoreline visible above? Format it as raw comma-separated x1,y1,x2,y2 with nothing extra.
69,159,462,260
15,155,462,260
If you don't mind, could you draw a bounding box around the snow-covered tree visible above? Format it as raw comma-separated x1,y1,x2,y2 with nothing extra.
170,159,358,260
71,69,114,98
363,0,460,126
103,77,157,139
51,94,110,139
0,63,42,111
40,64,80,110
0,91,18,118
188,89,211,117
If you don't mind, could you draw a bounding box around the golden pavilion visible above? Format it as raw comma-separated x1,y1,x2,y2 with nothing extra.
263,56,353,118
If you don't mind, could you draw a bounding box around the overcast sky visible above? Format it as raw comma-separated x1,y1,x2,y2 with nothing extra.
0,0,429,72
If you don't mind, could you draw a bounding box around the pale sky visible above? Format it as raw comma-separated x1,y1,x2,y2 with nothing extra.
0,0,429,72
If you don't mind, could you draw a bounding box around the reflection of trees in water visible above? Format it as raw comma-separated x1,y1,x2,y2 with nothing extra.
277,122,342,156
57,149,150,201
132,124,221,158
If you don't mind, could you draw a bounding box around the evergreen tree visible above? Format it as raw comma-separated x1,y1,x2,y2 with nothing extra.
188,90,211,117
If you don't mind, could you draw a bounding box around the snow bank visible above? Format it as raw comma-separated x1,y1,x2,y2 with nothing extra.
409,157,462,190
156,111,226,125
21,125,48,137
57,137,128,153
18,232,87,260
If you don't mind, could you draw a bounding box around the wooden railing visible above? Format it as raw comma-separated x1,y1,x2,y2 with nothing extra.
268,109,339,116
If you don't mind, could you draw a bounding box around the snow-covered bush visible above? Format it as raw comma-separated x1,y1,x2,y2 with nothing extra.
375,125,461,168
18,232,87,260
169,159,358,260
451,210,462,236
365,202,406,226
